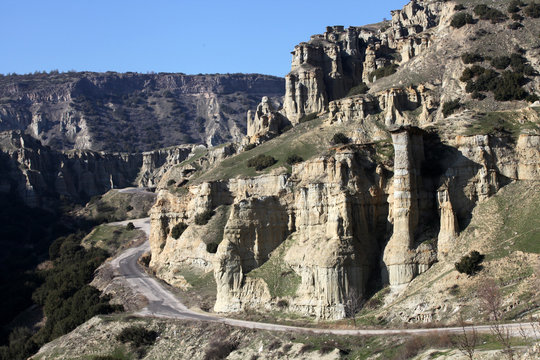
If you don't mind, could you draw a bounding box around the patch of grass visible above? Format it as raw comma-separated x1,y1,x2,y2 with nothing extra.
172,266,216,311
192,118,327,183
246,236,301,298
82,225,143,254
464,111,539,140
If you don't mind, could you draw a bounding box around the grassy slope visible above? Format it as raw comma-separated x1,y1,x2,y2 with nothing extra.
81,224,146,255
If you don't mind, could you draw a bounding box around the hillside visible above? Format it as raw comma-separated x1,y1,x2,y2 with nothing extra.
0,72,284,152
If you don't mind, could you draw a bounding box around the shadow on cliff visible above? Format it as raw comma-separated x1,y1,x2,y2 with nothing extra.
421,131,512,232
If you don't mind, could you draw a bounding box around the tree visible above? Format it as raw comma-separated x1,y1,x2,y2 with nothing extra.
126,222,135,231
343,289,363,326
478,279,514,359
455,315,477,360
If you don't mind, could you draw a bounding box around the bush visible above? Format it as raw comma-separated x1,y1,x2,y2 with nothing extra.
286,154,303,165
368,64,398,82
527,94,539,103
455,251,484,275
170,222,187,239
471,91,486,100
525,2,540,18
451,12,475,28
442,99,461,117
491,56,511,70
512,13,524,21
461,52,484,64
203,339,239,360
276,299,289,308
460,65,487,82
508,0,524,13
332,133,349,145
474,4,507,23
167,179,176,186
244,143,256,151
125,205,133,212
116,326,158,347
126,222,135,231
508,21,523,29
347,82,369,96
206,242,219,253
194,210,215,226
492,71,528,101
454,4,466,11
247,154,277,171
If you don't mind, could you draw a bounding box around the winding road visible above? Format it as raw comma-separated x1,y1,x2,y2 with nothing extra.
109,218,539,337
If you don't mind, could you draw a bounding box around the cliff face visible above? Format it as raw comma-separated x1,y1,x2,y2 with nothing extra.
0,72,284,152
149,127,539,319
140,0,540,321
0,130,206,206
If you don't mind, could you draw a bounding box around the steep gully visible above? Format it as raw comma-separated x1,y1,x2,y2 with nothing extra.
108,217,537,337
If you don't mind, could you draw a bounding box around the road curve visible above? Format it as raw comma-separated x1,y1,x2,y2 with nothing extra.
109,218,538,337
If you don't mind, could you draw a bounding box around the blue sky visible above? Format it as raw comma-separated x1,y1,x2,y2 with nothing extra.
0,0,408,77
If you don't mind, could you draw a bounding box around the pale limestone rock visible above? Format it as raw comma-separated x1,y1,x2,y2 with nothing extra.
383,126,434,286
436,186,458,259
213,196,289,312
328,95,378,124
245,96,290,145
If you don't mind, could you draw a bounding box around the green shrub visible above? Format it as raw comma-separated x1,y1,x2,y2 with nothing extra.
170,222,187,239
460,65,487,82
492,71,528,101
206,242,219,253
508,22,523,29
332,133,349,145
442,99,461,117
455,251,484,275
368,64,398,82
508,0,524,13
194,210,215,226
126,222,135,231
454,4,466,11
509,53,536,75
525,2,540,18
527,94,539,103
247,154,277,171
461,52,484,64
512,13,524,21
451,12,475,28
491,56,511,70
474,4,507,23
244,143,256,151
167,179,176,186
472,91,486,100
286,154,303,165
347,82,369,96
125,205,133,212
116,326,158,347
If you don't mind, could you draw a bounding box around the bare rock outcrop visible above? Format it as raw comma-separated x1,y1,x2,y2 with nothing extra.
245,97,290,145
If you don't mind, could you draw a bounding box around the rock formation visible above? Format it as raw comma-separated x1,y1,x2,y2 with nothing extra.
245,96,290,145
